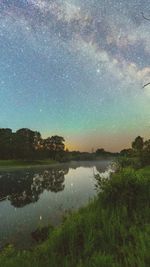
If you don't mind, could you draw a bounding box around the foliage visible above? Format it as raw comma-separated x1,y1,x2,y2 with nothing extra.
0,128,13,159
119,136,150,168
120,149,133,157
0,128,65,161
117,157,142,169
96,148,118,158
132,136,144,153
95,168,150,212
0,167,149,267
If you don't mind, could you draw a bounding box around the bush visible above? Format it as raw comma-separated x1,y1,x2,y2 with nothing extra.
0,167,150,267
117,157,142,169
95,168,150,212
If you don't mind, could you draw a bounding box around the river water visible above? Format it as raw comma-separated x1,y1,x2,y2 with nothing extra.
0,160,112,248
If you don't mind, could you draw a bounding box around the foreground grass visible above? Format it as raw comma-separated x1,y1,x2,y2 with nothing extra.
0,167,150,267
0,159,57,170
138,166,150,177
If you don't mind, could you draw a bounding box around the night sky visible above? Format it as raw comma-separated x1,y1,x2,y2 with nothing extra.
0,0,150,151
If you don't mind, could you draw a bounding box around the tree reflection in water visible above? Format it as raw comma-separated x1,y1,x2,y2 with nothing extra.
0,167,69,208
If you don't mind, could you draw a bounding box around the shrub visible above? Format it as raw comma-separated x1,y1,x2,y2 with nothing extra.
117,157,142,169
0,167,149,267
95,168,150,212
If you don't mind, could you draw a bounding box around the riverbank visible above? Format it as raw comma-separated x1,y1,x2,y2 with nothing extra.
0,166,149,267
0,158,113,171
0,159,58,170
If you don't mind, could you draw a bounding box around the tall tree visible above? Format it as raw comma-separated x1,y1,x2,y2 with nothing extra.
14,128,40,159
0,127,65,160
132,136,144,152
43,135,65,159
0,128,13,159
142,139,150,165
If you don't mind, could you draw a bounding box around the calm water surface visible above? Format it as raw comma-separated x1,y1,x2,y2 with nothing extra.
0,160,111,248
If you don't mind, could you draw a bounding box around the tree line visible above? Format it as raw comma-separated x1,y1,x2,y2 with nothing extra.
0,128,118,162
0,129,149,164
0,128,65,160
120,136,150,167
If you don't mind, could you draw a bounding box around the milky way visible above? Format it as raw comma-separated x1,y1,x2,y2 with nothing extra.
0,0,150,151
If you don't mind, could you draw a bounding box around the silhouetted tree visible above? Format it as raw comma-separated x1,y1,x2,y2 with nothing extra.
43,135,65,159
120,148,133,157
0,127,66,160
142,139,150,166
0,128,13,159
13,128,41,159
13,128,38,159
132,136,144,153
96,148,105,155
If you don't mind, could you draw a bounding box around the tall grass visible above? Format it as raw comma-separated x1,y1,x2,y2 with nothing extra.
0,167,149,267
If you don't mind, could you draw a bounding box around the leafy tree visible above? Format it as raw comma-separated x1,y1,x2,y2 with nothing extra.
142,139,150,166
96,148,105,155
0,128,66,160
43,135,65,159
49,136,65,152
14,128,39,159
132,136,144,153
33,131,42,149
0,128,13,159
120,148,133,157
144,139,150,152
120,136,150,168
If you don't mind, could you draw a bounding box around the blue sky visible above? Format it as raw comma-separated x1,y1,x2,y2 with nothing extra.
0,0,150,151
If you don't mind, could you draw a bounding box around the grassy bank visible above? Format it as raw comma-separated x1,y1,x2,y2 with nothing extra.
0,167,149,267
0,159,57,170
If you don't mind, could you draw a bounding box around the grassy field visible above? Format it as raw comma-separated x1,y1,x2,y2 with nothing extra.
0,159,57,170
0,166,149,267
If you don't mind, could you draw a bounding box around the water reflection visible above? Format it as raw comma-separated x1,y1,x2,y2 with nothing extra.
63,160,111,174
0,161,111,248
0,167,69,208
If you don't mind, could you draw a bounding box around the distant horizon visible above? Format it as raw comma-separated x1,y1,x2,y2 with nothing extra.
0,126,149,153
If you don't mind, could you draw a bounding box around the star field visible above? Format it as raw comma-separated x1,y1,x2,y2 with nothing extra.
0,0,150,151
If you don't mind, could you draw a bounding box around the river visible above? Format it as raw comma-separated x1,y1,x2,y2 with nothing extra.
0,160,112,248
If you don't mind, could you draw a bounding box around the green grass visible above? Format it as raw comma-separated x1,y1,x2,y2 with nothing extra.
0,167,149,267
138,166,150,177
0,159,57,170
